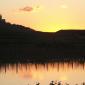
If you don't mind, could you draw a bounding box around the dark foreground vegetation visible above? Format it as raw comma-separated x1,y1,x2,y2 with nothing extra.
34,81,85,85
0,15,85,61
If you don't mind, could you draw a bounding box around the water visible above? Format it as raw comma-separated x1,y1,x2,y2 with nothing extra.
0,61,85,85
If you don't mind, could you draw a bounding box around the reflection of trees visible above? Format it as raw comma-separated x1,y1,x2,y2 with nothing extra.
0,62,85,73
0,62,85,85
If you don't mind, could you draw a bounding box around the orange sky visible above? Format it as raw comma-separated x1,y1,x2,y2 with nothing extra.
0,0,85,32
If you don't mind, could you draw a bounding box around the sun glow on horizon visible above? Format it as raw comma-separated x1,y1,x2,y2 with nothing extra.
1,0,85,32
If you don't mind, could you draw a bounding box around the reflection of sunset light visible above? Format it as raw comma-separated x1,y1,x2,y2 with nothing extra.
18,66,45,80
0,62,85,84
18,70,44,80
31,71,44,80
60,75,68,81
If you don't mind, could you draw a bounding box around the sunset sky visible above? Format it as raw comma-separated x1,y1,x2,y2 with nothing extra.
0,0,85,32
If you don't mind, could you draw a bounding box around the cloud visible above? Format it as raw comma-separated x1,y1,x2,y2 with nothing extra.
20,6,33,12
19,5,43,13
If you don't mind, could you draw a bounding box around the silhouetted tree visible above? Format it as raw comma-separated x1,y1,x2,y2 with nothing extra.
49,81,55,85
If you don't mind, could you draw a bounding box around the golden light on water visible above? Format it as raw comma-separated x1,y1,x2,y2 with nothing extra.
59,75,68,81
0,62,85,85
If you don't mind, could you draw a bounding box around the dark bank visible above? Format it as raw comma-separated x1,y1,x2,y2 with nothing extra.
0,15,85,61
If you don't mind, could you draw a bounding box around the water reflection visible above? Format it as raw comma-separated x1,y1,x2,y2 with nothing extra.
0,62,85,73
0,61,85,85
